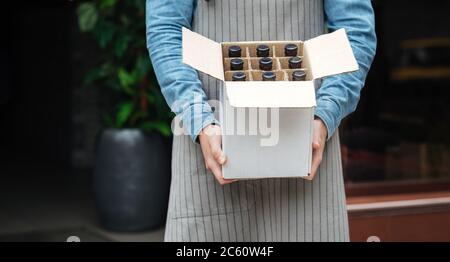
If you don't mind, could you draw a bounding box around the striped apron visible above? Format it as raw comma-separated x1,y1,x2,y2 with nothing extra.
164,0,349,242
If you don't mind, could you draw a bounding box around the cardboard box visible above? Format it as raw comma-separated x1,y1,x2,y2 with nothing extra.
182,27,358,179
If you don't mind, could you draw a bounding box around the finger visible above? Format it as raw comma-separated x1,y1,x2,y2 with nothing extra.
312,141,321,150
312,129,321,150
307,146,324,181
200,141,212,170
221,178,238,185
210,133,227,165
208,158,236,185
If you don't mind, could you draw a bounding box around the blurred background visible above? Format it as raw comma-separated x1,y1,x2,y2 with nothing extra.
1,0,450,242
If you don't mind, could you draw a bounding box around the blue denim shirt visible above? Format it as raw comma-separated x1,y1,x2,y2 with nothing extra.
146,0,376,142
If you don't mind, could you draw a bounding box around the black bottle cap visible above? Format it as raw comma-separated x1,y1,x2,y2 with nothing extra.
228,45,242,57
256,45,270,57
292,70,306,81
230,58,244,70
262,71,276,81
285,44,298,56
232,72,246,81
288,56,302,69
259,57,273,71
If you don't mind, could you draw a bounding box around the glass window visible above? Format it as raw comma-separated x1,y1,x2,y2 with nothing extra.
342,0,450,191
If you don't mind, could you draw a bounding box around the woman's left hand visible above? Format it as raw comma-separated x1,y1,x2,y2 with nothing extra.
303,118,328,181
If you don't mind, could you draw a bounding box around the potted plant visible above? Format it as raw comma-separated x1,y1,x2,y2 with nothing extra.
77,0,172,232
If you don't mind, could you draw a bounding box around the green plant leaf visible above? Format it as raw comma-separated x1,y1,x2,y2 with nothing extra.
117,68,137,95
83,68,102,86
100,0,117,10
115,102,134,128
114,34,130,58
93,22,115,48
118,68,133,87
78,0,172,132
139,121,172,137
77,2,98,32
84,69,103,86
129,110,148,125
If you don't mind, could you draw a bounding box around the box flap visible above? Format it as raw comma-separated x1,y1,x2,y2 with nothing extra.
182,27,224,81
303,29,359,80
225,81,316,108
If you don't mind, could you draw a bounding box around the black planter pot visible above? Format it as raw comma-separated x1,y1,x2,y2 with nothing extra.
93,128,171,232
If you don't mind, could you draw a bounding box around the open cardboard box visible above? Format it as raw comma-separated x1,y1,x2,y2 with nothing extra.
182,27,358,179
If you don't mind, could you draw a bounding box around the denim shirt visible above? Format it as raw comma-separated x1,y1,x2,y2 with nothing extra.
146,0,376,142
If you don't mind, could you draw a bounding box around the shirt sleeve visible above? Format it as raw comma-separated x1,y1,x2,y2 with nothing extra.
316,0,377,139
146,0,219,142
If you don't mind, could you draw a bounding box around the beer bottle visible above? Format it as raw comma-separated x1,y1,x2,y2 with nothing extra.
288,56,302,69
232,72,246,81
284,43,298,56
262,71,276,81
256,44,270,57
230,58,244,71
259,57,273,71
292,70,306,81
228,45,241,57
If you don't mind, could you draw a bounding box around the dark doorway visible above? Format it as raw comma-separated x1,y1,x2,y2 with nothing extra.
0,2,71,168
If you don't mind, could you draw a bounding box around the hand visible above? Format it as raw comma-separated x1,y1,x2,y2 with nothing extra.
304,119,328,181
198,124,237,185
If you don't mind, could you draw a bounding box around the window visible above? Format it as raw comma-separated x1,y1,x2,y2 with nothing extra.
342,0,450,196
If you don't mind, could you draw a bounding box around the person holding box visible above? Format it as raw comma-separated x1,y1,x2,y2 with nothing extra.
147,0,376,242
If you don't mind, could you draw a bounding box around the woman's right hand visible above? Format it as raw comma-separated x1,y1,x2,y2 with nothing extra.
198,124,237,186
